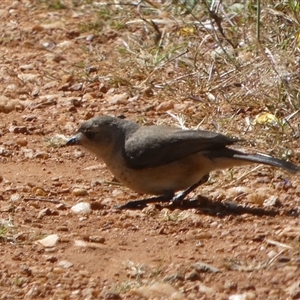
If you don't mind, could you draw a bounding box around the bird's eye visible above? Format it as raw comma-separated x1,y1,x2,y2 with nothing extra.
85,131,95,140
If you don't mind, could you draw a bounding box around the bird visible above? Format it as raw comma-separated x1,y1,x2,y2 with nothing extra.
66,115,300,209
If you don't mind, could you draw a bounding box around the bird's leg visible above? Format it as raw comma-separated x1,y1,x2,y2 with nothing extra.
171,174,210,204
117,174,209,210
116,193,174,210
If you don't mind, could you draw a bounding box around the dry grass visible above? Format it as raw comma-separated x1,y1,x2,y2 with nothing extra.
51,0,300,160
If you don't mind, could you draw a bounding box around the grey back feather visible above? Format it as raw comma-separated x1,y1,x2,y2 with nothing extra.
124,126,238,169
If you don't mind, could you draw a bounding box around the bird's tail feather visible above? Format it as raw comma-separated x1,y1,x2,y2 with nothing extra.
233,152,300,174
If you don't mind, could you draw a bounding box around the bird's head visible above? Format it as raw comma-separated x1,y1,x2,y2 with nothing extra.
66,115,138,159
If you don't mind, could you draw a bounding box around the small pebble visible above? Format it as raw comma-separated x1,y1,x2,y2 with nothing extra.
38,234,59,248
16,138,28,146
71,202,91,214
89,236,105,243
72,188,88,196
58,260,73,269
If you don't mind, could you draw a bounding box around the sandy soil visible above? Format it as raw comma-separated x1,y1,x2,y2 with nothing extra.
1,1,300,299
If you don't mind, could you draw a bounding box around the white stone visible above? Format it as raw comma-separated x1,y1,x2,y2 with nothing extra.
38,234,59,248
71,202,91,214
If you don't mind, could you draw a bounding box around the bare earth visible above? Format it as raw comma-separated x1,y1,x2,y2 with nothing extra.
1,1,300,299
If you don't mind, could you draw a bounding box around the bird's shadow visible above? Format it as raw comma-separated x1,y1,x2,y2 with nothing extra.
153,196,300,218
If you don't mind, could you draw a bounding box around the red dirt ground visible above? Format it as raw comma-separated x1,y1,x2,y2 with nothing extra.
1,1,300,299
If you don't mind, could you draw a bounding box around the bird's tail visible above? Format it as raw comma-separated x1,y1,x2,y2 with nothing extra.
232,152,300,174
206,149,300,174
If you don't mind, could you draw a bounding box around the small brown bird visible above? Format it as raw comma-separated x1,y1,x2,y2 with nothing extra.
67,115,299,209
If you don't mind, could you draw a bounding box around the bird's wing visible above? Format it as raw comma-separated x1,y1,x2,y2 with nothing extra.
124,126,238,169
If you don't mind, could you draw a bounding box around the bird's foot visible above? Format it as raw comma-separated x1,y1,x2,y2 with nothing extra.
171,192,186,205
116,195,173,210
170,174,210,206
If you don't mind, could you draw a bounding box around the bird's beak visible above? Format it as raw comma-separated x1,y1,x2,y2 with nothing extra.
66,135,81,146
